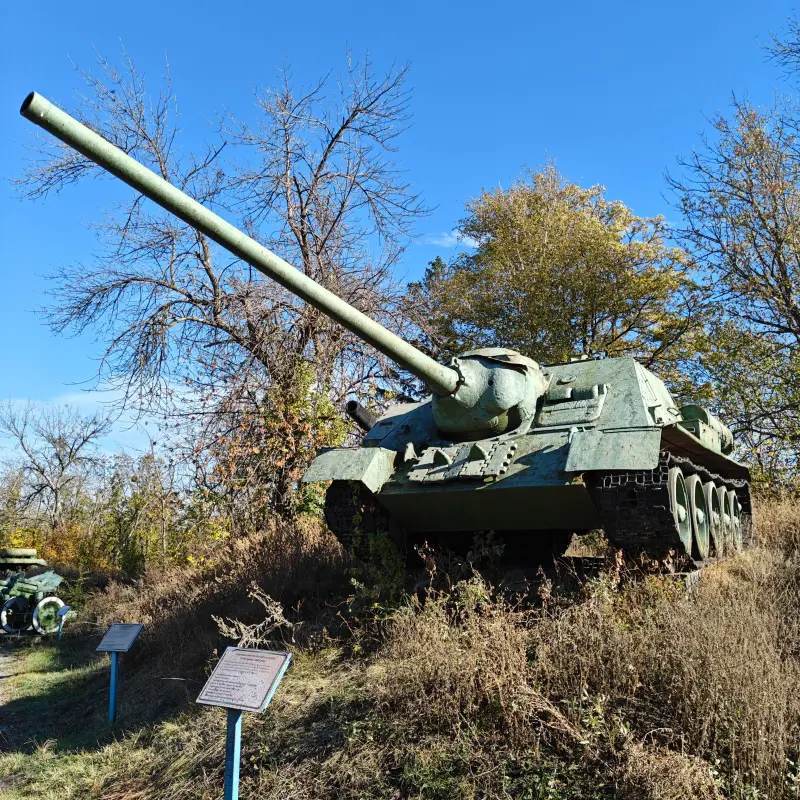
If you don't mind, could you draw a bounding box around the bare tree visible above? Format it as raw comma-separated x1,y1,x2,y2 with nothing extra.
0,403,112,529
768,16,800,77
15,50,428,516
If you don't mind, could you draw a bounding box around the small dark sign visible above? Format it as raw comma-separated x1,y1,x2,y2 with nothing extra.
96,623,144,653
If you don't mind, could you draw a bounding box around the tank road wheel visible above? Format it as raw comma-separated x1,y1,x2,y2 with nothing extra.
1,596,32,634
704,481,724,557
685,475,710,561
717,487,732,544
589,454,751,566
31,596,64,635
727,490,743,552
667,467,693,556
738,488,755,548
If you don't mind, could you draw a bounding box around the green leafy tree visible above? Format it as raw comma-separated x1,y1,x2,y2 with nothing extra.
96,452,214,576
410,165,706,396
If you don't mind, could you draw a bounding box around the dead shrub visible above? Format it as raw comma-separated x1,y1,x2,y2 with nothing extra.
375,578,580,748
85,515,345,672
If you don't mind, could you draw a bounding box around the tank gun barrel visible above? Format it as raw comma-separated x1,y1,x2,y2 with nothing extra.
19,92,459,397
346,400,378,432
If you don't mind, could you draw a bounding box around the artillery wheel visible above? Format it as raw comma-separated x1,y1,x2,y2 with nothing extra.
685,474,710,560
1,596,32,634
32,596,64,635
704,481,724,557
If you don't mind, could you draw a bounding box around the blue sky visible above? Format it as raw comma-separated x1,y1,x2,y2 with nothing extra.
0,0,793,448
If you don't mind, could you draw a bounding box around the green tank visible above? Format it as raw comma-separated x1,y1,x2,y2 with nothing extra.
20,92,751,565
317,357,751,564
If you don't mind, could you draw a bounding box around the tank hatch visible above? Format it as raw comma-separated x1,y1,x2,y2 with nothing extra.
536,383,609,427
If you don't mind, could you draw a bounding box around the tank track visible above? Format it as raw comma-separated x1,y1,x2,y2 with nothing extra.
324,480,397,559
589,450,753,565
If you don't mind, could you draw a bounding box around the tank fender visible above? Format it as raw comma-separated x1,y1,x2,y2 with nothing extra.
565,428,662,472
302,447,396,494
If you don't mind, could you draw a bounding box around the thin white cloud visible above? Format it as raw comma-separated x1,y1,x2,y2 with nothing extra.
49,387,126,409
0,387,154,457
422,231,479,249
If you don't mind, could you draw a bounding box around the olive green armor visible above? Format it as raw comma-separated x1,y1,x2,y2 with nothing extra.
20,92,751,564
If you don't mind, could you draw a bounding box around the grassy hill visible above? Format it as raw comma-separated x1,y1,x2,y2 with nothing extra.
2,501,800,800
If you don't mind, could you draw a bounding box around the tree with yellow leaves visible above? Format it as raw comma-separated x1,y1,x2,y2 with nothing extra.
411,165,706,396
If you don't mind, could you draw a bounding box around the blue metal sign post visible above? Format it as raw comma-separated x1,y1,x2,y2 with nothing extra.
223,709,243,800
196,648,291,800
109,652,119,723
56,604,71,643
96,623,144,726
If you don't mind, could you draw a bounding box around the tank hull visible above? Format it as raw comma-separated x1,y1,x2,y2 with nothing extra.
378,480,598,532
309,356,752,560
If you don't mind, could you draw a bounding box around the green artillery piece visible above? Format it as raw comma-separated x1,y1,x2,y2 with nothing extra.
0,547,47,570
0,549,65,635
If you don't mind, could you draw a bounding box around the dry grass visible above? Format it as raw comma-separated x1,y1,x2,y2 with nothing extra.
375,580,582,747
82,515,346,675
753,490,800,554
531,552,800,797
616,743,723,800
7,499,800,798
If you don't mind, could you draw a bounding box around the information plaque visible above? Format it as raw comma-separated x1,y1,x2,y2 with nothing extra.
196,647,291,800
197,647,292,712
96,623,144,653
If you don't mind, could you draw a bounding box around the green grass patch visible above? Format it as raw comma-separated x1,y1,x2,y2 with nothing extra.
0,642,109,753
0,637,199,800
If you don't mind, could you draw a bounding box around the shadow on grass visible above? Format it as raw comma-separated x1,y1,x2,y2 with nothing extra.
0,636,198,755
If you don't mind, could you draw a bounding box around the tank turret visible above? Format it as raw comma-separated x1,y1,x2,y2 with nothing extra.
20,90,752,567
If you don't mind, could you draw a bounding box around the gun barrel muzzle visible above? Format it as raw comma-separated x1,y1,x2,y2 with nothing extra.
19,92,459,397
346,400,378,432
